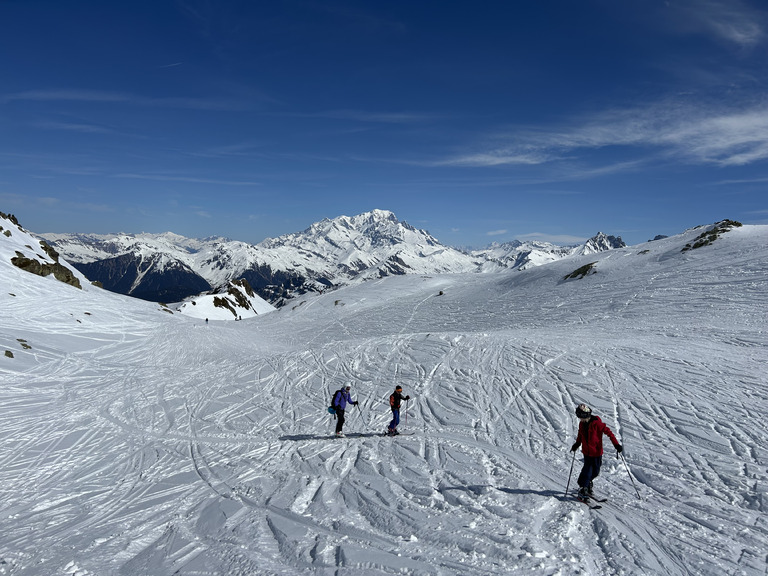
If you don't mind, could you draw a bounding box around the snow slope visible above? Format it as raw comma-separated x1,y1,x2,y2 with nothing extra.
175,279,276,321
1,216,766,575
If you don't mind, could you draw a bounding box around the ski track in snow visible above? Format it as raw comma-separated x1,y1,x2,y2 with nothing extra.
1,226,767,575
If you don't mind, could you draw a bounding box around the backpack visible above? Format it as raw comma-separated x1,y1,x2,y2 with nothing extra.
328,389,343,415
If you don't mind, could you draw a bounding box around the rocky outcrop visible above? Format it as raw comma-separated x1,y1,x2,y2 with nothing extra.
3,212,83,289
11,251,82,289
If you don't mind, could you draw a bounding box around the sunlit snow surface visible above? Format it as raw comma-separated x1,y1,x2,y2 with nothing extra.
1,221,766,575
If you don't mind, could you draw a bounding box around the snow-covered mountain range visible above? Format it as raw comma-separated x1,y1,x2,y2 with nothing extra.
39,209,625,305
2,210,766,575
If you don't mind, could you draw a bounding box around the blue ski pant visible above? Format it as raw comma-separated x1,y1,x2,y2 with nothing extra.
388,408,400,431
578,455,603,488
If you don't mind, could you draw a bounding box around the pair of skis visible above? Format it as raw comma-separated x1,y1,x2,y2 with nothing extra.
573,492,608,509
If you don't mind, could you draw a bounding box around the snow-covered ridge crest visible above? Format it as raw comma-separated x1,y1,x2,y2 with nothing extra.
255,209,476,283
472,232,626,271
1,211,89,290
572,231,625,255
176,278,275,321
39,209,625,305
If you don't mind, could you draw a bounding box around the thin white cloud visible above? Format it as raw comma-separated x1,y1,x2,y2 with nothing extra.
34,120,114,134
556,160,648,181
517,232,587,245
644,105,768,166
430,151,552,168
189,141,268,159
486,229,507,236
116,173,261,186
1,89,129,104
0,192,114,214
296,109,436,124
443,99,768,171
1,89,253,111
669,0,766,48
713,176,768,185
75,202,116,213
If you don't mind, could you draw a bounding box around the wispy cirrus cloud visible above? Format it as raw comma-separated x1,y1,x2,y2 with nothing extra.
0,192,114,214
116,173,261,186
293,109,437,124
713,176,768,185
1,88,256,111
429,150,552,168
1,89,129,105
34,120,115,134
583,102,768,167
439,99,768,171
516,232,588,244
667,0,767,48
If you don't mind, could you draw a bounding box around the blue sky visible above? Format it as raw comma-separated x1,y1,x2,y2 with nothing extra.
2,0,768,247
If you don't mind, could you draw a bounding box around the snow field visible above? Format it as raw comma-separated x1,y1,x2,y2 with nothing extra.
0,223,766,574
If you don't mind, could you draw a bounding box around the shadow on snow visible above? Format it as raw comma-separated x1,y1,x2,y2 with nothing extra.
279,432,388,441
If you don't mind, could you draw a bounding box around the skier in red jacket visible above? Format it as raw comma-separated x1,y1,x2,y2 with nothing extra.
386,385,410,435
570,404,623,499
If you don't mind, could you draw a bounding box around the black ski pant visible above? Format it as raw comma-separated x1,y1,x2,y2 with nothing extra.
335,409,346,433
578,455,602,488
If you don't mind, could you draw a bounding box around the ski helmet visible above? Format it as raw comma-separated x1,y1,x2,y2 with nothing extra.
575,404,592,419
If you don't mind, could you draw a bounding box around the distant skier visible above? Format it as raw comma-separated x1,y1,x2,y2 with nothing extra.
332,385,358,437
386,385,410,436
570,403,623,498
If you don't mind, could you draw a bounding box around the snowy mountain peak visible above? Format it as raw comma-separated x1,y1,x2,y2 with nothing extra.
573,232,626,255
474,232,626,271
266,209,434,251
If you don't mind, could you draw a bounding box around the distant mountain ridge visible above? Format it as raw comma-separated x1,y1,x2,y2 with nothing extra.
38,209,626,305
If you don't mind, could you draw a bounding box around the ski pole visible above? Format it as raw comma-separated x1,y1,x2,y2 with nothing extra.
565,449,576,498
356,402,367,426
619,452,641,499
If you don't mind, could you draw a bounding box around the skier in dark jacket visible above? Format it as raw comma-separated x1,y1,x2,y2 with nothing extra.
570,403,622,498
386,385,410,435
332,385,357,437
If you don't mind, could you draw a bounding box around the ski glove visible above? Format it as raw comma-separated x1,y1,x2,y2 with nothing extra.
571,442,580,452
353,401,359,405
405,395,411,400
615,444,623,453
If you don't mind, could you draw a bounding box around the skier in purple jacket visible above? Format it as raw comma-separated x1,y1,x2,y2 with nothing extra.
332,385,358,437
